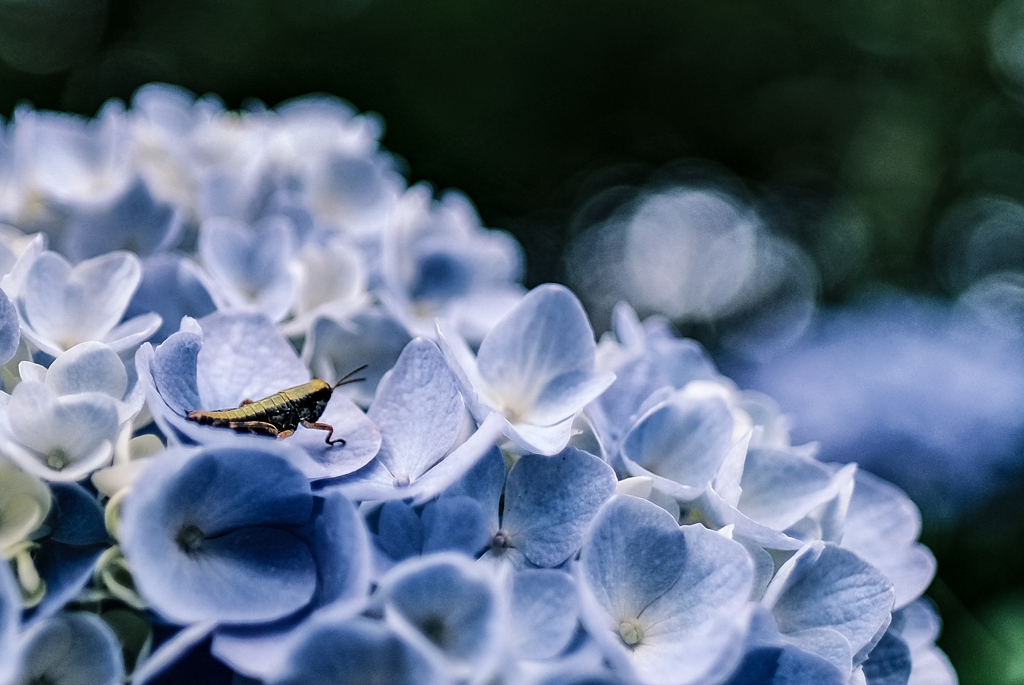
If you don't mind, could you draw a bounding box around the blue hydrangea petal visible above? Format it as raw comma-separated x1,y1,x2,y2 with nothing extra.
0,556,21,685
120,446,319,624
268,615,446,685
45,482,106,546
18,612,124,685
420,497,490,557
620,393,735,499
0,289,19,366
578,495,689,622
195,312,310,410
763,542,895,671
307,492,372,610
435,321,490,421
62,177,183,262
136,331,201,430
861,630,912,685
367,338,464,482
842,471,936,609
623,527,753,685
379,553,505,680
404,412,507,504
3,383,119,481
476,284,613,428
209,493,371,680
735,447,847,531
304,310,413,408
45,341,127,400
288,394,380,479
24,542,106,628
22,251,142,355
102,312,163,355
502,448,616,568
440,445,506,534
125,254,217,344
780,627,854,676
376,500,425,562
199,217,298,322
640,524,753,629
509,569,580,660
724,645,846,685
503,415,577,457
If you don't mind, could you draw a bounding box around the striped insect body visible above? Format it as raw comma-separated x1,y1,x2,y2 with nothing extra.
185,365,366,445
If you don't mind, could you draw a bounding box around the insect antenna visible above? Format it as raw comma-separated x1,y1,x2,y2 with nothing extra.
333,364,369,389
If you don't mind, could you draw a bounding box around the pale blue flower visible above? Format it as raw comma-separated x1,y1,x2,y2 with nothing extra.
120,443,369,629
124,254,217,344
14,611,124,685
376,552,507,684
10,101,133,210
841,471,936,610
618,383,746,502
761,541,895,678
60,178,183,263
0,380,119,482
440,284,615,455
198,216,300,323
381,184,524,343
0,342,143,481
482,447,616,569
267,614,448,685
323,337,491,503
209,489,373,680
576,495,754,685
697,445,858,551
0,552,20,685
12,249,160,357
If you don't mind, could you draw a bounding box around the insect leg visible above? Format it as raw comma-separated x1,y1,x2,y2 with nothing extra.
300,420,346,446
228,420,280,437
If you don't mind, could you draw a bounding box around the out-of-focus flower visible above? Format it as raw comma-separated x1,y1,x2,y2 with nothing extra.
11,248,160,357
381,184,524,343
726,292,1024,520
13,611,124,685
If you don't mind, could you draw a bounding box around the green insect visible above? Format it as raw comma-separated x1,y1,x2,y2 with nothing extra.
185,365,367,445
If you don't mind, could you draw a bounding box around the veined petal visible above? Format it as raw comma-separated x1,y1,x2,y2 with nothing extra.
476,284,604,424
368,338,464,482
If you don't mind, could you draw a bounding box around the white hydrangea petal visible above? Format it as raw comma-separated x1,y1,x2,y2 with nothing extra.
45,341,128,400
367,338,464,482
22,251,142,353
0,458,51,553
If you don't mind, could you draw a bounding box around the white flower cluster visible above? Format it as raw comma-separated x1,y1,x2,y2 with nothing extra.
0,85,954,685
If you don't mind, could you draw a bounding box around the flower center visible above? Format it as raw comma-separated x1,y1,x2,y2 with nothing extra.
46,449,69,471
175,524,205,555
618,618,644,646
393,473,411,488
490,529,513,550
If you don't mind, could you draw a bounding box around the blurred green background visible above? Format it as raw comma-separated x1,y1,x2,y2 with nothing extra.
3,0,1024,682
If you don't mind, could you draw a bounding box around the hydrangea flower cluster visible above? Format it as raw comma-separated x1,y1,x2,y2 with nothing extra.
0,84,954,685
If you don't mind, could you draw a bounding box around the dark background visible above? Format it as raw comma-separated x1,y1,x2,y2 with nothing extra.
3,1,1023,682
